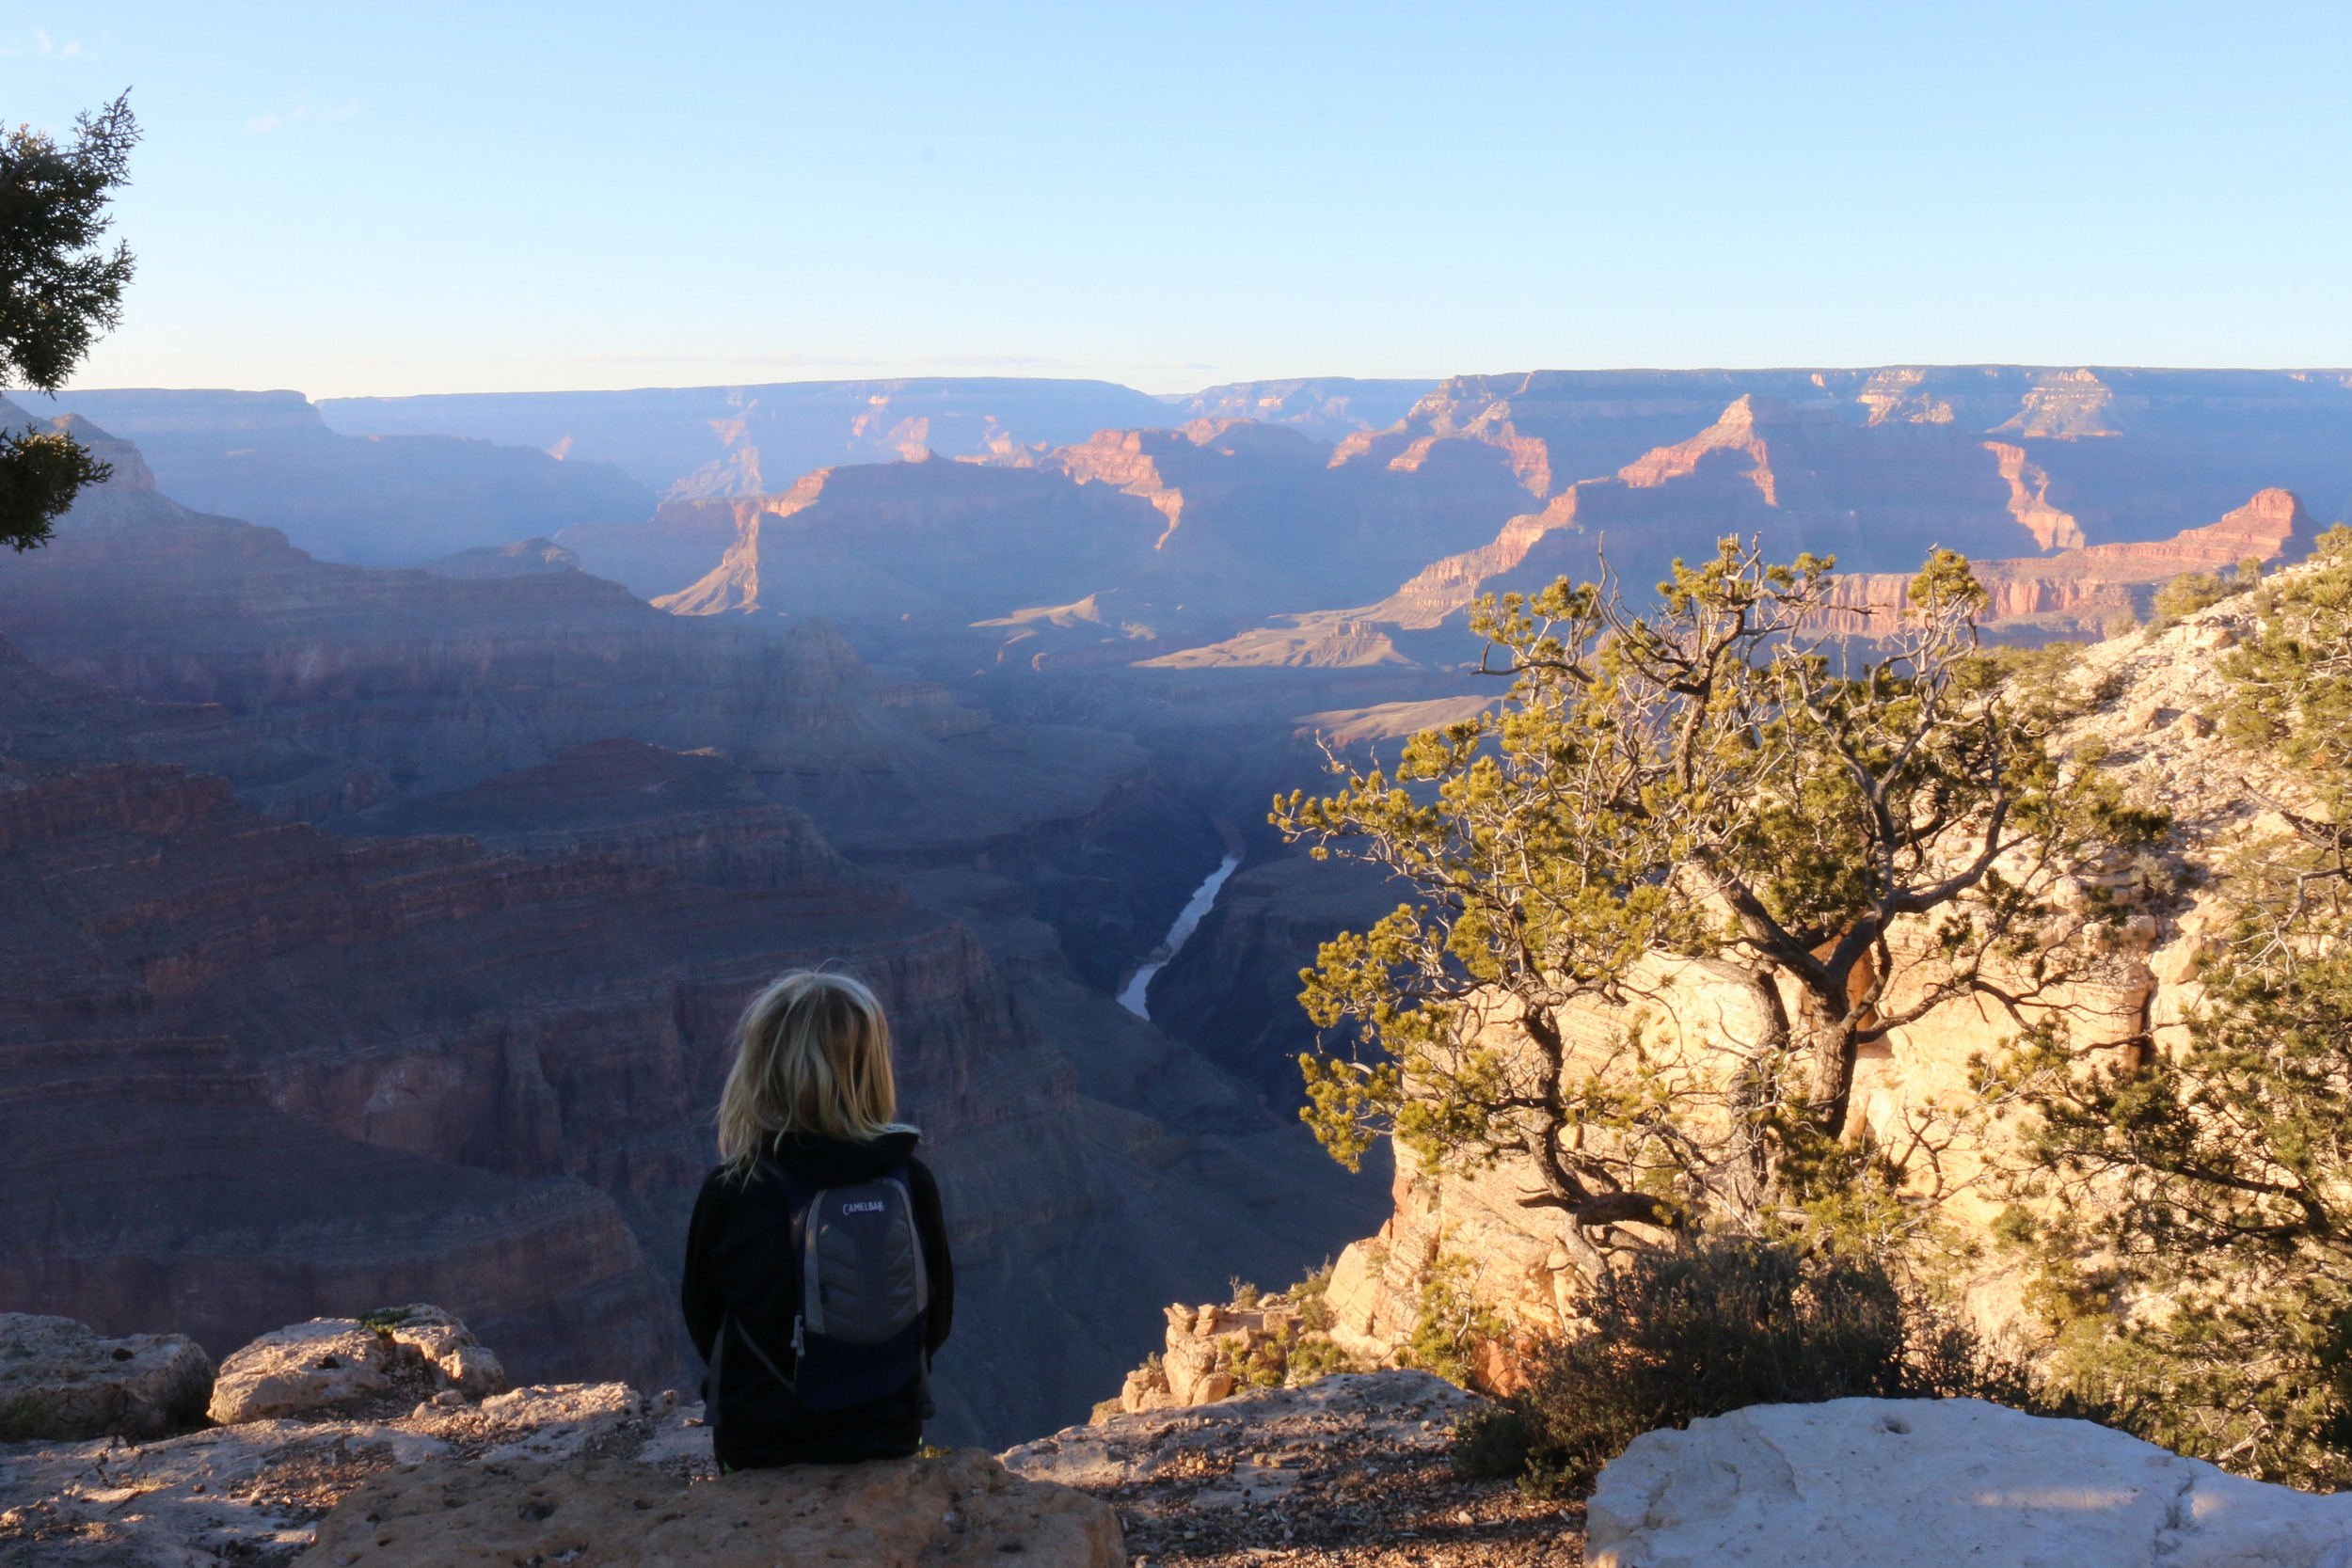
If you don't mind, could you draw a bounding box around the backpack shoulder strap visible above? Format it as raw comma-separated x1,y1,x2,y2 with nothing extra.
882,1166,930,1315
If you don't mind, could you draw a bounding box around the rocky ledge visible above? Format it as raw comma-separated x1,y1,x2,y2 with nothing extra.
1006,1370,1581,1566
0,1305,1120,1568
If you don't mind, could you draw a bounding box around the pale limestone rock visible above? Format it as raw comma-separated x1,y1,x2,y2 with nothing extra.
207,1307,505,1425
1584,1397,2352,1568
379,1305,505,1398
1008,1369,1475,1494
0,1313,212,1441
207,1320,396,1425
0,1418,453,1565
296,1448,1121,1567
1162,1336,1220,1407
476,1382,640,1463
1138,1296,1309,1411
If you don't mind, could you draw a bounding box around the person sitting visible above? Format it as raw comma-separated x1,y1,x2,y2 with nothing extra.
682,970,953,1468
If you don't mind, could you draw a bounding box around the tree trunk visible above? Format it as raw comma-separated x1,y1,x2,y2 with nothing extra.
1720,969,1790,1225
1799,995,1862,1139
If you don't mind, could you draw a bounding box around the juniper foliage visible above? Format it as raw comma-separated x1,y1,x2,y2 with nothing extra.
1,93,137,551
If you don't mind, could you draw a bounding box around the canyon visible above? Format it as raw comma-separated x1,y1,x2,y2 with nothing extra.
5,363,2349,1456
0,405,1389,1448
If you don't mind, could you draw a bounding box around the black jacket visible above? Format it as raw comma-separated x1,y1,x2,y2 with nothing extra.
681,1129,953,1467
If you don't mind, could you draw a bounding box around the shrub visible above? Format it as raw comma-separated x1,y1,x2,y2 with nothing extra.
1219,1323,1290,1390
1452,1406,1533,1479
1227,1277,1262,1310
1282,1334,1359,1386
1400,1253,1509,1388
1464,1236,2024,1495
1287,1258,1337,1334
2151,571,2235,625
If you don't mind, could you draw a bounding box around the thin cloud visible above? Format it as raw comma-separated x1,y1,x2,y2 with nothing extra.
1,28,92,57
248,92,358,134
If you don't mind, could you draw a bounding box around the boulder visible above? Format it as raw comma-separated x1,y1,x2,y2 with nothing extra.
0,1312,213,1441
297,1448,1123,1567
1584,1397,2352,1568
377,1305,505,1399
208,1307,505,1425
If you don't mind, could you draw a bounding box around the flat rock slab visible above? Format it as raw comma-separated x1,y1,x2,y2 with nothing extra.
0,1314,212,1442
298,1448,1122,1567
1585,1397,2352,1568
1004,1369,1478,1492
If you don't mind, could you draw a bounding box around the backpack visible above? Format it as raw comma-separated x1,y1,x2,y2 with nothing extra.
727,1159,932,1412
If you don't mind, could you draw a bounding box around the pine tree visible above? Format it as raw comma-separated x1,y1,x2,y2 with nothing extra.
1,93,137,552
1276,540,2159,1276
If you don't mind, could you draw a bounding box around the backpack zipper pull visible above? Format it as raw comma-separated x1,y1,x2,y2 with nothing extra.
791,1315,804,1357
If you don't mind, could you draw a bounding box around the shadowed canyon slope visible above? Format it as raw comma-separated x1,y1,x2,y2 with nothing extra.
13,388,652,567
0,427,1389,1449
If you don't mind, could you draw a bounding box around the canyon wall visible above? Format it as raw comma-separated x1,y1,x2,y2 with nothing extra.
11,389,650,567
319,377,1176,495
0,429,1390,1448
636,417,1533,673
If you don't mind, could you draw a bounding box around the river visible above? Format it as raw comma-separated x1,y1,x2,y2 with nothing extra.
1116,846,1243,1020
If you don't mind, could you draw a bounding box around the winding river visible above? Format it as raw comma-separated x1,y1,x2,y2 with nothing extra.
1116,847,1243,1020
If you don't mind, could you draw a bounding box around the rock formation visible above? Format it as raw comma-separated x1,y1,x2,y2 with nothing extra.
1585,1397,2352,1567
1159,378,1439,443
1153,371,2352,670
418,536,581,578
318,376,1175,495
8,389,650,567
1817,486,2323,640
642,416,1531,672
208,1311,505,1425
0,1316,212,1442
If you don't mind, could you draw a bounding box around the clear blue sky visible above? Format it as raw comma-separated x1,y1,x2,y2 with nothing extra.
8,1,2349,398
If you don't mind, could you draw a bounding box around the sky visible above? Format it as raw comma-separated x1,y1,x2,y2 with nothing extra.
7,1,2351,399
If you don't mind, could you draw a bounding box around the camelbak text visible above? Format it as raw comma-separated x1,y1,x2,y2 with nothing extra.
842,1200,886,1214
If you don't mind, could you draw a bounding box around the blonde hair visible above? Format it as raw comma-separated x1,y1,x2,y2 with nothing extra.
717,971,902,1174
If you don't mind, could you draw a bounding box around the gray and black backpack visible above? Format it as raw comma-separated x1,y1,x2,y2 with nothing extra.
736,1159,931,1411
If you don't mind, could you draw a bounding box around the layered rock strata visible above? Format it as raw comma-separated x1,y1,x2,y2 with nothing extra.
642,418,1529,673
1817,487,2323,640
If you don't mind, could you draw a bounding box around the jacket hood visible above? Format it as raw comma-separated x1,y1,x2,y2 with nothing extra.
763,1128,921,1186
